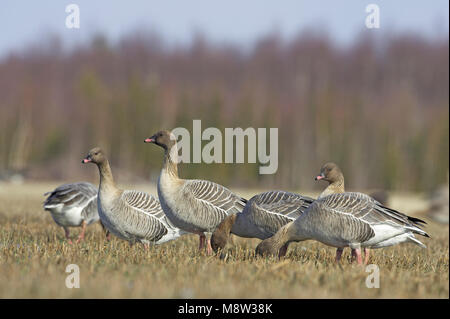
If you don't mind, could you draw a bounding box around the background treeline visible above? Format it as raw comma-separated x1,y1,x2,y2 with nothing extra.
0,30,448,191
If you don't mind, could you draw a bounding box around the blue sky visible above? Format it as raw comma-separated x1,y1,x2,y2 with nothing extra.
0,0,448,56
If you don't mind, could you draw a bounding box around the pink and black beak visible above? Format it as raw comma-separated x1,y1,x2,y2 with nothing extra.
315,173,325,181
82,155,92,164
144,135,156,144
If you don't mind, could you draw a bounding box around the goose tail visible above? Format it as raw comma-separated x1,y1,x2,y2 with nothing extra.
407,234,427,248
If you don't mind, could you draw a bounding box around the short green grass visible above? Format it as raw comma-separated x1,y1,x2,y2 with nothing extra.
0,183,448,298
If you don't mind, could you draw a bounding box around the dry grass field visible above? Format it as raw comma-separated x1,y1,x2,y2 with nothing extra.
0,182,448,299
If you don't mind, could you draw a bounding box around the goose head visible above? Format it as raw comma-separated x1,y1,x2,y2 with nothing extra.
255,237,280,257
82,147,106,165
144,130,177,151
315,162,343,184
211,214,237,253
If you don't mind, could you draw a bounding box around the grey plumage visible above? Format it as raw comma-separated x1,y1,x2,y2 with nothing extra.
291,192,428,249
82,147,186,245
158,178,247,234
43,182,99,227
99,189,186,244
146,130,246,253
233,190,314,239
210,190,314,253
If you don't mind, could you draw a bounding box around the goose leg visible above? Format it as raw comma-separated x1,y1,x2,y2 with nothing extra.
364,248,370,265
64,227,73,244
335,248,344,263
76,220,87,243
354,248,363,265
206,238,213,255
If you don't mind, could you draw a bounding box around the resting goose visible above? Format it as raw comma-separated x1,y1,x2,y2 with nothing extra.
211,190,314,256
256,191,429,264
82,147,186,245
43,182,109,243
145,130,247,254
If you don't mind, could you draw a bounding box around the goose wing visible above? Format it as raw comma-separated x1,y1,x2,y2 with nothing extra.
248,191,314,235
44,182,97,210
254,190,314,219
313,192,428,242
120,190,174,242
183,179,247,227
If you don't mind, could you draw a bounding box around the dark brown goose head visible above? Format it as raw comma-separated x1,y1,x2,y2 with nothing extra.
315,162,344,184
144,130,176,151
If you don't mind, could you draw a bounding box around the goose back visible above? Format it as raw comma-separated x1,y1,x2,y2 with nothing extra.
233,190,314,239
158,178,247,233
43,182,99,227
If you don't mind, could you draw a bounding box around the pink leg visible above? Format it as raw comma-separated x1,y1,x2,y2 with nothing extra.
354,248,363,265
64,227,73,244
335,248,344,263
364,248,370,265
206,238,213,255
76,221,87,243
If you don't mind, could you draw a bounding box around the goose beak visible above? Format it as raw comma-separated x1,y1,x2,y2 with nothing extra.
315,173,325,181
144,138,154,143
82,157,92,164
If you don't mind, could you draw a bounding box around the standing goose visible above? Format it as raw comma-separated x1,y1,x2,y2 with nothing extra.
315,162,368,262
315,162,391,263
211,191,314,256
256,191,429,264
82,147,186,245
145,130,247,254
43,182,109,243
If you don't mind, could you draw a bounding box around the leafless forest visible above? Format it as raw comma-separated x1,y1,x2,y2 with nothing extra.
0,30,448,191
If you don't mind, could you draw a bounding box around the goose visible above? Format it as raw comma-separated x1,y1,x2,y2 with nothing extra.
211,190,314,256
256,191,429,264
82,147,187,245
43,182,110,243
145,130,247,254
315,162,394,263
315,162,367,262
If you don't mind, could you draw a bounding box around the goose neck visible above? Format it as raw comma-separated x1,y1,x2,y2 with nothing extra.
319,179,345,198
162,148,179,179
97,160,117,193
